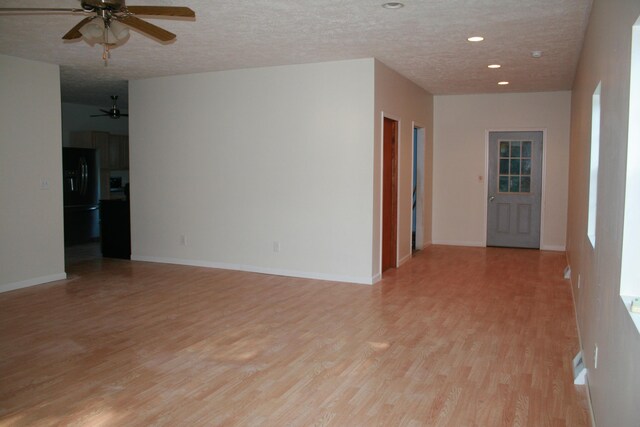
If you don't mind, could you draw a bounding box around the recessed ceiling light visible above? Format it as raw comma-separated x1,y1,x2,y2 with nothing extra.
488,64,501,69
498,81,510,85
531,50,543,58
382,2,404,9
467,36,484,42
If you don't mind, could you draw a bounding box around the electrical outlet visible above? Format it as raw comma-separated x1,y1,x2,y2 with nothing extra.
273,241,280,253
594,345,598,369
40,179,49,190
180,234,187,246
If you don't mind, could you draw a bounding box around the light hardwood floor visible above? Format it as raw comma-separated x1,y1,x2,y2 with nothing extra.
0,246,589,426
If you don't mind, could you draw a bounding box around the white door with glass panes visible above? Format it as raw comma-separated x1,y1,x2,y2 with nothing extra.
487,131,543,248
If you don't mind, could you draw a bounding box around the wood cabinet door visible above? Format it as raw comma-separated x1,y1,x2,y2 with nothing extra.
108,135,129,170
93,132,110,169
70,131,94,149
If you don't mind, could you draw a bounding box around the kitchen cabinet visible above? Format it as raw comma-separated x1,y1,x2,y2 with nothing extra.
70,131,129,199
108,134,129,170
70,131,109,165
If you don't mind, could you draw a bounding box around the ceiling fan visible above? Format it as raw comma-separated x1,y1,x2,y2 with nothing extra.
92,95,128,119
0,0,195,61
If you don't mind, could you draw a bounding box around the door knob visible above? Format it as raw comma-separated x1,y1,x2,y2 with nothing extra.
489,196,495,202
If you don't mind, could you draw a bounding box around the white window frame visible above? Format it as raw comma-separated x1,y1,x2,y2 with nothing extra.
587,83,601,248
620,17,640,331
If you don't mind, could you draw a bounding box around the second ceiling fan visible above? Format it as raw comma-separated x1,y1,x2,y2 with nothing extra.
91,95,128,119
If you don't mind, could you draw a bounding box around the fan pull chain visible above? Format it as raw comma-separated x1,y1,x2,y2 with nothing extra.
102,44,111,66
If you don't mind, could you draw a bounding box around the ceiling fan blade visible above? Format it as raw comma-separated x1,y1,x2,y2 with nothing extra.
90,114,110,117
99,109,112,114
0,8,83,13
119,114,129,117
125,6,195,18
62,16,95,40
118,15,176,42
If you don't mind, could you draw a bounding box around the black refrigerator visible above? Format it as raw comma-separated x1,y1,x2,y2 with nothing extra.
63,147,100,246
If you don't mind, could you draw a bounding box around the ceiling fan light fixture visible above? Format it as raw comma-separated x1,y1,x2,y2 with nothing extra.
109,20,129,41
79,19,104,41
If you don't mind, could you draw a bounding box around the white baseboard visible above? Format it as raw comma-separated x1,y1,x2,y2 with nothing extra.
397,253,412,267
541,244,566,252
566,262,596,427
0,272,67,294
585,374,597,427
431,239,485,247
131,255,375,285
432,240,566,252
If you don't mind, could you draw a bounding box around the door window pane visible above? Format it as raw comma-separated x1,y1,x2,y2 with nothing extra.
511,141,521,157
510,176,520,192
499,176,509,192
500,159,510,174
500,141,510,157
510,159,520,174
497,140,534,193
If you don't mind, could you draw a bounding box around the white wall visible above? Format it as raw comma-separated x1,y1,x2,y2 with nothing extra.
0,54,66,292
433,92,571,250
373,61,433,277
61,102,129,146
566,0,640,425
130,59,376,284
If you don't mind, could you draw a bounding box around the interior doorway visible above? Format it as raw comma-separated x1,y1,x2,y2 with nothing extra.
382,117,398,273
412,126,425,252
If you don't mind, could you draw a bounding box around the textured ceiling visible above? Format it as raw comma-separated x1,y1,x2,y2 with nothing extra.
0,0,592,109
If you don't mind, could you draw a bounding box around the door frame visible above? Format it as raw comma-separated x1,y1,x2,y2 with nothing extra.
379,112,402,274
483,128,548,248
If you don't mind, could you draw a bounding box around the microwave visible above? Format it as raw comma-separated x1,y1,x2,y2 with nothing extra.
110,177,122,190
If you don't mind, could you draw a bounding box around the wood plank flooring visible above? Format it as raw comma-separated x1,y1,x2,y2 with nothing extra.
0,246,589,426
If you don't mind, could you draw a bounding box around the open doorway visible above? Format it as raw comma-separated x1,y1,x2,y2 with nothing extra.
61,98,130,267
412,125,425,252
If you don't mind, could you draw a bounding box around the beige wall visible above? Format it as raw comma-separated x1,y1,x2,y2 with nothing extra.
0,54,66,292
566,0,640,425
373,61,433,278
433,91,571,250
130,59,377,284
131,59,432,284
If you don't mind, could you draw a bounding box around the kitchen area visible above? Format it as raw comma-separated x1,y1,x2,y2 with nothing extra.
62,103,131,265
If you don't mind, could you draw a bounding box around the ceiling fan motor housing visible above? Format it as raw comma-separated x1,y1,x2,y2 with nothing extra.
81,0,125,11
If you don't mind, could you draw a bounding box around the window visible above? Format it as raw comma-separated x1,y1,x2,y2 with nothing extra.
621,17,640,330
587,83,601,247
498,140,533,193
